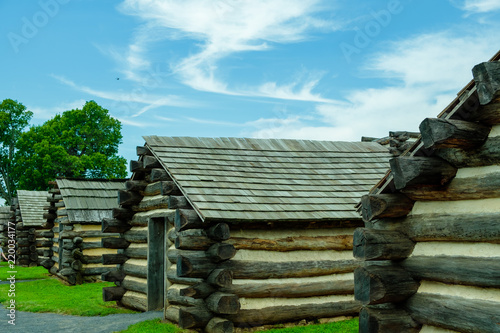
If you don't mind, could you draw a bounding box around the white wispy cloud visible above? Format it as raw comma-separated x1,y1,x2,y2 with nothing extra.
452,0,500,13
51,74,193,117
117,0,337,102
28,99,87,121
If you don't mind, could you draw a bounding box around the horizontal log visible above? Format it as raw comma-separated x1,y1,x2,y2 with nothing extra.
369,212,500,243
130,160,145,173
112,207,134,220
102,218,132,234
118,190,143,207
227,300,361,327
123,228,148,243
35,230,54,238
405,293,500,333
120,291,147,312
143,155,162,169
150,168,171,182
206,243,236,262
59,230,114,239
101,237,130,249
360,194,415,222
206,292,240,315
125,180,148,192
179,256,357,279
354,265,419,305
420,118,489,149
390,156,457,190
165,305,214,329
123,244,147,259
136,145,153,156
130,209,175,226
472,61,500,105
101,270,126,283
353,228,415,261
207,269,233,288
174,209,204,231
175,229,216,250
43,212,57,220
401,256,500,288
228,234,353,252
359,307,421,333
205,317,234,333
71,260,83,271
144,181,181,196
167,196,190,210
121,275,147,294
221,278,353,298
122,260,147,278
179,283,216,299
434,136,500,168
167,265,204,285
206,223,230,241
102,254,128,265
167,285,204,307
132,195,171,212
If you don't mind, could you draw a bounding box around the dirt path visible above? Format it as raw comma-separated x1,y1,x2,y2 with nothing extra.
0,305,163,333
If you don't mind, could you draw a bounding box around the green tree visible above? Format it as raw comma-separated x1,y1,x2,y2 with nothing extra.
0,99,33,205
15,101,127,190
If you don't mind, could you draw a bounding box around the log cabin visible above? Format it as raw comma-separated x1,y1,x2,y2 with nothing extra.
45,178,126,285
102,137,392,332
355,53,500,332
11,190,52,267
0,206,10,256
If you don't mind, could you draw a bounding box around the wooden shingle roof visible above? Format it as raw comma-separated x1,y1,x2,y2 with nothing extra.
144,136,391,222
17,190,48,226
56,179,126,223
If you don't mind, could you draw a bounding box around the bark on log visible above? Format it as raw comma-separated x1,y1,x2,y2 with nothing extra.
101,237,130,249
227,300,361,327
205,292,240,315
405,293,500,333
222,279,354,298
174,209,204,232
472,61,500,105
359,307,421,333
434,136,500,168
228,235,353,252
401,255,500,288
354,265,419,305
43,212,57,220
205,317,234,333
353,228,415,261
390,156,457,190
360,194,415,222
118,190,143,206
167,196,190,210
102,254,128,265
419,118,490,149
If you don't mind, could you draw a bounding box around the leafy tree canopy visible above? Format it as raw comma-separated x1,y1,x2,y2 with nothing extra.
0,99,33,205
15,100,127,191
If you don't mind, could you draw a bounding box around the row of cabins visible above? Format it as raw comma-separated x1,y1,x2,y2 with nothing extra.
0,56,498,332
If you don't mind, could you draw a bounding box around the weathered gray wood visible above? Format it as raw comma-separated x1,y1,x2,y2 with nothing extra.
174,209,204,231
206,223,230,241
101,237,130,249
120,291,148,312
207,269,233,288
123,228,148,243
150,168,171,182
167,196,190,210
360,193,414,222
59,230,113,239
136,145,153,156
179,283,216,299
420,118,490,149
147,217,165,311
123,261,147,278
102,254,128,265
143,155,162,169
174,305,214,329
112,207,134,220
102,218,132,233
167,266,204,285
143,181,181,196
353,228,415,261
206,292,240,315
228,234,353,252
359,307,421,333
227,300,361,327
354,265,419,305
368,212,500,243
175,229,216,250
401,256,500,288
125,180,148,192
401,170,500,201
118,190,143,207
130,160,144,173
434,136,500,168
167,287,204,307
101,270,125,283
123,244,147,259
205,317,234,333
43,212,57,220
206,243,236,262
121,276,148,294
405,293,500,333
472,61,500,105
390,156,457,190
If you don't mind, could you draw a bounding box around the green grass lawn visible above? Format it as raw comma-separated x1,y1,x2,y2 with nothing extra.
0,273,137,316
116,318,359,333
0,261,51,280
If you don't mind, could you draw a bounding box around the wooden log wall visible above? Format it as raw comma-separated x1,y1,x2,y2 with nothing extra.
44,185,119,285
0,207,10,254
356,60,500,333
11,198,53,267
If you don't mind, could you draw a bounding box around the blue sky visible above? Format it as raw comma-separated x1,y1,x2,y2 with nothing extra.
1,0,500,168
